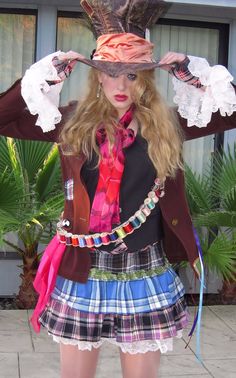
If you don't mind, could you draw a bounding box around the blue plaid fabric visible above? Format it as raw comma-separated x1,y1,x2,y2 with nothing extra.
51,267,185,314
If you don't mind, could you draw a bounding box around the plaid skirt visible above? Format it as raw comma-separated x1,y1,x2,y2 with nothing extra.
39,241,189,354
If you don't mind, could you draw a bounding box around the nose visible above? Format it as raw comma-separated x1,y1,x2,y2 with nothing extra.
116,75,127,91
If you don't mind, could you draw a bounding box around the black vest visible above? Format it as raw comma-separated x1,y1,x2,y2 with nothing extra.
81,134,164,252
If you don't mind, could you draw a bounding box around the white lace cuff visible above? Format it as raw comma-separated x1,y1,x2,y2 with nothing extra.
21,51,64,133
172,55,236,127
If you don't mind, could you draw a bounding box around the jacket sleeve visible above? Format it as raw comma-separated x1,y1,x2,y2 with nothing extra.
168,55,236,134
0,79,76,142
177,97,236,141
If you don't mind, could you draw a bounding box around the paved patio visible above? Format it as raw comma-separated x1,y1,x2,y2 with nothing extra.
0,305,236,378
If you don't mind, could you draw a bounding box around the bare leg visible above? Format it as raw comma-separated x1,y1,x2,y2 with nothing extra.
119,349,161,378
60,343,100,378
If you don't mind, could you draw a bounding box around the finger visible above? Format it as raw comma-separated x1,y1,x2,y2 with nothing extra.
68,60,78,70
159,52,185,65
57,53,69,61
159,52,176,65
65,51,85,61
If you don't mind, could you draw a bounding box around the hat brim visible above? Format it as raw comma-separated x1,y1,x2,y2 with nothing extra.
76,56,162,76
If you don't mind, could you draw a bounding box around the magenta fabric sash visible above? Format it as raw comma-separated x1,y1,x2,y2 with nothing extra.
30,236,66,332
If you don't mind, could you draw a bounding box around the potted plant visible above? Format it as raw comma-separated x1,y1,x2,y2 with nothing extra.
185,143,236,303
0,137,63,308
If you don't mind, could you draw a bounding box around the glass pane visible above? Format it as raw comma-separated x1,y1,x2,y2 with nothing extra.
150,24,219,174
57,16,96,105
0,13,36,91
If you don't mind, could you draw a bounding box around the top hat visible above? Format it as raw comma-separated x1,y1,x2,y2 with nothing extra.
74,0,167,76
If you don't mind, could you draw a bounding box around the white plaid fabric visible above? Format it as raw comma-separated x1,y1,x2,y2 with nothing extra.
39,296,189,344
64,179,74,200
90,241,166,273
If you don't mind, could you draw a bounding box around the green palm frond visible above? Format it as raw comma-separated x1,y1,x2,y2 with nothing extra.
14,139,54,184
0,137,11,173
0,170,23,214
203,230,236,281
0,136,63,256
195,211,236,228
210,145,236,211
35,144,61,201
34,223,57,247
184,164,214,215
7,138,23,181
185,144,236,281
14,192,64,247
38,193,64,219
0,209,21,231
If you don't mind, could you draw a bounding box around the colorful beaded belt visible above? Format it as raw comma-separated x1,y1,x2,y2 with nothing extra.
57,178,165,248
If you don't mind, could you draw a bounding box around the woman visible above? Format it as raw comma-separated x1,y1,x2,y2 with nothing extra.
1,1,236,377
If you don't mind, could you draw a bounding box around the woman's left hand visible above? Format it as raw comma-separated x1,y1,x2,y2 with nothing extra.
159,51,186,66
51,51,84,82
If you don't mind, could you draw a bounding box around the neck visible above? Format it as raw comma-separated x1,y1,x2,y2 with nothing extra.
127,118,139,136
117,105,134,119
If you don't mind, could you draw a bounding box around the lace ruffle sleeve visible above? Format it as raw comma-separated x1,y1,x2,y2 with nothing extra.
172,55,236,127
21,52,64,133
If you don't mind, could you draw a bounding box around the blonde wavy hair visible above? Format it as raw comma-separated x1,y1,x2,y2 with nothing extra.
60,68,184,180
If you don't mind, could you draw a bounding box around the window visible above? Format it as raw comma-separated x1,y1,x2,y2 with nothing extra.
0,9,37,92
151,19,229,173
57,11,95,105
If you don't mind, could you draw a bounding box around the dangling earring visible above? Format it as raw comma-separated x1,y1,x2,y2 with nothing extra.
97,83,102,98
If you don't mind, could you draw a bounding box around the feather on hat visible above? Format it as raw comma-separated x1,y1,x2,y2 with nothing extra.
74,0,167,76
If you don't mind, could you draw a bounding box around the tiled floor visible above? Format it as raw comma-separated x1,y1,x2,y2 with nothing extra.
0,306,236,377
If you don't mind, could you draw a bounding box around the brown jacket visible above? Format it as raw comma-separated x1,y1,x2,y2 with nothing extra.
0,80,236,282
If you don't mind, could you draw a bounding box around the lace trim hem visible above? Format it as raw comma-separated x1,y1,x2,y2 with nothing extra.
172,55,236,127
51,330,183,354
21,51,64,132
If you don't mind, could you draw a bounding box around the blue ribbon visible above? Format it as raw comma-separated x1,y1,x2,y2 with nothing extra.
189,227,205,364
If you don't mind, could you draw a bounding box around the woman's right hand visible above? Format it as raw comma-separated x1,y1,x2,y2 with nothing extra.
57,50,84,63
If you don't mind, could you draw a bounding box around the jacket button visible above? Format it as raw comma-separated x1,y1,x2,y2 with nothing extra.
171,218,179,226
62,219,71,227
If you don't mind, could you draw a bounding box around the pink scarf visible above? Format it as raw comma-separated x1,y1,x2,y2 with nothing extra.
89,105,135,232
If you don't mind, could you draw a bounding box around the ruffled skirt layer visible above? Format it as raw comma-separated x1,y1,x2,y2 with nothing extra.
39,242,189,353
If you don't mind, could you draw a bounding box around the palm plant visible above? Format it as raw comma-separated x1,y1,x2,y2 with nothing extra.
0,137,64,308
185,144,236,301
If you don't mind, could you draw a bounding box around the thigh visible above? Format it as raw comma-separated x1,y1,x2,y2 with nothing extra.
60,343,101,378
119,349,161,378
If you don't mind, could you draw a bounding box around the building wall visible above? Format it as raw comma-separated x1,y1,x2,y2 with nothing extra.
0,0,235,295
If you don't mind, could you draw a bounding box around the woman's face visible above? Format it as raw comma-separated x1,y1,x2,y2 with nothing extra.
97,72,137,118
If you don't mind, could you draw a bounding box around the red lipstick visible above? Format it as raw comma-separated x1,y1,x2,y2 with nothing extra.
114,94,128,102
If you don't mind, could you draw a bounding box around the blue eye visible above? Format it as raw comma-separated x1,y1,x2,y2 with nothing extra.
127,73,137,81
